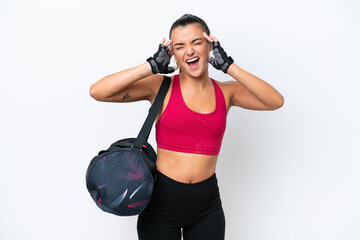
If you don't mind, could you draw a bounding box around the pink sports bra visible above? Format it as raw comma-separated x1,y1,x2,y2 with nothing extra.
155,74,227,155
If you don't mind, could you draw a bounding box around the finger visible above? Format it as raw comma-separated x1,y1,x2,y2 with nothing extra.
167,66,175,73
208,57,215,64
168,44,175,57
203,32,213,42
165,39,172,47
161,37,165,44
210,35,219,42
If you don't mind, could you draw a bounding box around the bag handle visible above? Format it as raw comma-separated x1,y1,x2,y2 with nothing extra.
132,75,171,150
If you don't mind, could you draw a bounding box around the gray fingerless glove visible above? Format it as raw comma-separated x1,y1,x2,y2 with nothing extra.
208,41,234,73
147,44,175,74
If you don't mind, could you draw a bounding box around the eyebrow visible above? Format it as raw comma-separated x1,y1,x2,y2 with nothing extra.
174,38,203,46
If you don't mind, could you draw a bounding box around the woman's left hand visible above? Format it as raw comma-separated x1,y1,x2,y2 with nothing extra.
203,32,234,74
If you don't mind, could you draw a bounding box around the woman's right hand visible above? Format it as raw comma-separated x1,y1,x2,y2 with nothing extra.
147,38,177,74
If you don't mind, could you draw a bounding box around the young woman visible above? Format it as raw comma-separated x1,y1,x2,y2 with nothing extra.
90,14,284,240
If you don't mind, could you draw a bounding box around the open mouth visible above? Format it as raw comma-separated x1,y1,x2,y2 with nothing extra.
186,57,200,68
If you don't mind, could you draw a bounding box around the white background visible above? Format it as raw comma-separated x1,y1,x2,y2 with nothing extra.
1,0,359,239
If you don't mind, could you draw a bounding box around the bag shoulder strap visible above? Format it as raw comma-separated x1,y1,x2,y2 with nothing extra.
132,75,171,150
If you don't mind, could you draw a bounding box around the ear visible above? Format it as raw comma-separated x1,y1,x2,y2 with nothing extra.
209,42,213,52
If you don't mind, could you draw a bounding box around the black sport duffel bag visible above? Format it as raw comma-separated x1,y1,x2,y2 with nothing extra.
85,75,171,216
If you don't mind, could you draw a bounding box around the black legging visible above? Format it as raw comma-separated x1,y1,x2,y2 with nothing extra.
137,169,225,240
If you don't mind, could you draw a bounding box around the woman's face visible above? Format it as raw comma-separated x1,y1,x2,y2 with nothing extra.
170,24,212,78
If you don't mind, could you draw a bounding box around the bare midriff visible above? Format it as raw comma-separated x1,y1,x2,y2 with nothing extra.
156,148,218,184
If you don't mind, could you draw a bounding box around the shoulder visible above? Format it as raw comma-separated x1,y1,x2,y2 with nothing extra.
149,74,175,104
212,78,236,112
212,78,235,98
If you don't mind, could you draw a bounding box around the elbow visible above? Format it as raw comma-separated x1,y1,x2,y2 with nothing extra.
89,84,101,101
271,95,285,110
265,95,284,110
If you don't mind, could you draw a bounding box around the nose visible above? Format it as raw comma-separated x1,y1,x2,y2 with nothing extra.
185,45,195,55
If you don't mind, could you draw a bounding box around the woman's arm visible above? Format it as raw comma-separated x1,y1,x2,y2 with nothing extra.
89,62,156,102
226,64,284,110
90,38,176,103
204,33,284,110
